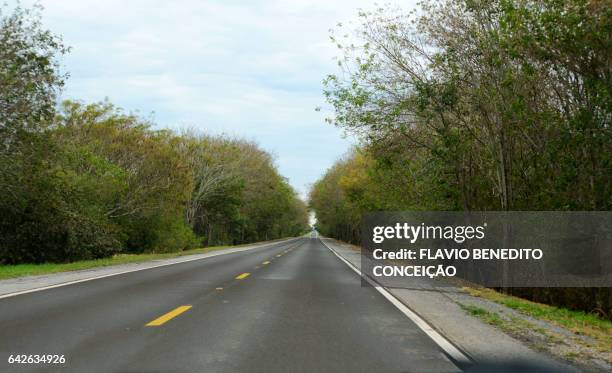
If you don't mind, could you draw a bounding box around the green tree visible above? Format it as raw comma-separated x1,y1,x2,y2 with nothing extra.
0,3,68,147
315,0,611,315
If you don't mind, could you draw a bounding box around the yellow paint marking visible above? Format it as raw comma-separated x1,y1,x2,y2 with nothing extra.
146,305,192,326
235,272,250,280
276,254,282,257
262,261,270,265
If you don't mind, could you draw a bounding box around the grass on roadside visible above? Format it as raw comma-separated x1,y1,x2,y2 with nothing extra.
462,286,611,351
459,303,504,327
0,245,239,280
459,303,549,335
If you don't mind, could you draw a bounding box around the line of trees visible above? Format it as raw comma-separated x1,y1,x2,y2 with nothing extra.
0,5,308,264
310,0,610,316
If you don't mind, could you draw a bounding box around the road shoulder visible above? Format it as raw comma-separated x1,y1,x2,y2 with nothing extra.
321,238,595,372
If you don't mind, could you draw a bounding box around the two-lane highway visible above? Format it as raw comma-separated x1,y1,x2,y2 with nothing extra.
0,238,461,372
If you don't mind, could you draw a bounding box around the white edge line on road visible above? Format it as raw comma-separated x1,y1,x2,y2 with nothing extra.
319,238,471,366
0,238,299,300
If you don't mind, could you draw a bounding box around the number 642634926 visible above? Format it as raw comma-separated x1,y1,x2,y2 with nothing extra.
7,354,65,364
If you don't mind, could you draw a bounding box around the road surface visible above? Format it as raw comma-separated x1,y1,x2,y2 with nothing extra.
0,237,462,372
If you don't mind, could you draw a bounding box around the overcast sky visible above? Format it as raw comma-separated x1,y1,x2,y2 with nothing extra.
11,0,411,199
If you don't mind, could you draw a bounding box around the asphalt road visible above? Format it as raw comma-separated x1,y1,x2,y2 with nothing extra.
0,237,461,372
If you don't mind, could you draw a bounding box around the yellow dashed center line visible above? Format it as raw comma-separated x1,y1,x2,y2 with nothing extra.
146,305,192,327
235,272,250,280
262,261,270,265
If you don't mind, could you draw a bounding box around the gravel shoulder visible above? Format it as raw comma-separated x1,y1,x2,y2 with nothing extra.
323,238,610,372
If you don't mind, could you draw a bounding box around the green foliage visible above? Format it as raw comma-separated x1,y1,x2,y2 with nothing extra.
0,135,123,263
0,4,308,264
313,0,611,315
127,216,200,254
178,134,308,246
0,3,68,145
321,0,610,213
0,96,308,264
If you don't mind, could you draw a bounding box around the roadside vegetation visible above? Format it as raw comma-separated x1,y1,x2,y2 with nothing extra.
0,245,231,280
458,289,611,368
310,0,610,318
463,286,611,347
0,238,287,279
0,4,308,266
